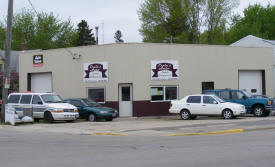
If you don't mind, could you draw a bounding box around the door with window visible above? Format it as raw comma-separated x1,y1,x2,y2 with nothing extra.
32,95,45,118
202,96,220,115
231,90,249,107
119,84,133,117
186,96,202,115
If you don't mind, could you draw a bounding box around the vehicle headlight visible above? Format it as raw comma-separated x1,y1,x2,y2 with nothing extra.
54,109,64,113
74,109,78,113
99,111,108,114
115,110,118,113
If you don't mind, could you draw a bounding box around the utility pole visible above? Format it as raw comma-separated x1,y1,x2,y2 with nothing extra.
1,0,14,123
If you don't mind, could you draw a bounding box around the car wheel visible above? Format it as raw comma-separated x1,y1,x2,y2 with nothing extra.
190,115,197,120
180,110,191,120
106,118,113,121
88,113,97,122
44,112,54,123
253,106,265,117
223,109,233,119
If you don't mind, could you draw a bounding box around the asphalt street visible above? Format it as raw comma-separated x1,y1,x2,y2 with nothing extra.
0,128,275,167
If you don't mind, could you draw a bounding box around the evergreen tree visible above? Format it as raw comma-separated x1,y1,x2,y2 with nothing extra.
76,20,96,46
114,30,124,43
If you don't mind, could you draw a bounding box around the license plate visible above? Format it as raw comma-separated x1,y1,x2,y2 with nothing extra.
112,113,116,117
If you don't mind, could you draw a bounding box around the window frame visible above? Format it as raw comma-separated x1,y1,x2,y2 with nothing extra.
8,95,22,104
32,95,43,105
86,87,106,104
187,96,202,104
201,81,215,92
150,85,179,102
219,90,231,100
19,95,33,104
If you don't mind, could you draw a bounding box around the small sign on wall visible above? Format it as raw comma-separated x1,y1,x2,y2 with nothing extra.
151,60,179,80
33,55,43,67
83,62,108,82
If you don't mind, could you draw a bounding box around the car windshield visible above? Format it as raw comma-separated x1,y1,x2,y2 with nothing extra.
81,99,101,107
41,94,64,103
212,95,225,103
241,90,252,98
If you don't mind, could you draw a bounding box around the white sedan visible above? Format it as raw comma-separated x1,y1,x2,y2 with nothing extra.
169,94,246,120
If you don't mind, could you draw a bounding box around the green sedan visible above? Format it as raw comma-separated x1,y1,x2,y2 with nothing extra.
64,98,118,122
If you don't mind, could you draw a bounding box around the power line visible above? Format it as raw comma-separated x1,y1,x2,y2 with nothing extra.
27,0,38,15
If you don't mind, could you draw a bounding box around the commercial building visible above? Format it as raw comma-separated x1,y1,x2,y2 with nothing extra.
231,35,275,95
19,43,274,117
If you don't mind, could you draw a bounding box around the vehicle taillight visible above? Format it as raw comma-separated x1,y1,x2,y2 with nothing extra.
169,103,172,109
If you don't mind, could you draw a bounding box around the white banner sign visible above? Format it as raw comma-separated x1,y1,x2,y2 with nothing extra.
83,62,108,82
151,60,179,80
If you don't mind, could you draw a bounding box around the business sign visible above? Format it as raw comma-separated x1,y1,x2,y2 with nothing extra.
151,60,179,80
83,62,108,82
33,55,43,67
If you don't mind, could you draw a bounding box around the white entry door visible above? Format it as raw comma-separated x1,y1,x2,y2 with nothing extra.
119,84,133,117
31,73,52,93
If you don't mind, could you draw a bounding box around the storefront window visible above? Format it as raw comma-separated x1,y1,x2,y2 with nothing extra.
151,86,178,102
165,87,177,100
151,87,164,101
87,88,105,103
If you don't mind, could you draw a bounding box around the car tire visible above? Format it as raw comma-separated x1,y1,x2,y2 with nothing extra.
223,109,234,119
190,115,197,120
88,113,97,122
180,110,191,120
106,118,113,121
44,112,54,123
253,106,265,117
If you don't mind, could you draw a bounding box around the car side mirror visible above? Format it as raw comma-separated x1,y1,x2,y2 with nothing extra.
242,96,247,100
38,101,43,105
213,101,218,104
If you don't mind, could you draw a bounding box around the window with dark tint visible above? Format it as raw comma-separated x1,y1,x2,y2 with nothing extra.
8,95,21,103
122,87,131,101
187,96,201,103
88,88,105,103
71,100,83,107
203,96,217,104
202,82,214,92
151,87,164,101
20,95,32,104
232,91,245,100
32,95,42,104
219,91,230,100
165,87,177,100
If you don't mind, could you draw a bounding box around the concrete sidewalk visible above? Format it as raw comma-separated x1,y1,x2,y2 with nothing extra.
1,116,275,136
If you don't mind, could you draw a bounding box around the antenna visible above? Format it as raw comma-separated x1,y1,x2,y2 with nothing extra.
102,22,104,44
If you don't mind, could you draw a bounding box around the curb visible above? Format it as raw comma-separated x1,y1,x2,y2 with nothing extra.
91,132,128,136
167,129,244,136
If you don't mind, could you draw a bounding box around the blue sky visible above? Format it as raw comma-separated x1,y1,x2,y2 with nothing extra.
0,0,274,44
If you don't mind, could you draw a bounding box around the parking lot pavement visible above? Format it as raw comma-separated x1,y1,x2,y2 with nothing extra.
2,115,275,136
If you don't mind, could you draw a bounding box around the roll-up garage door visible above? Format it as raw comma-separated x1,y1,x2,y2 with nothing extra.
239,70,263,95
31,73,52,93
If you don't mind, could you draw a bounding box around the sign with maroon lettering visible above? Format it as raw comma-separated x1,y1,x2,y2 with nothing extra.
83,62,108,82
151,60,179,80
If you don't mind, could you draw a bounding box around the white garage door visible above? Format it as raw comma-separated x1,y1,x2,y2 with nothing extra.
239,70,263,95
31,73,52,93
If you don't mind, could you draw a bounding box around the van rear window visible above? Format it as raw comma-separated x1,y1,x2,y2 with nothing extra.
8,95,21,103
